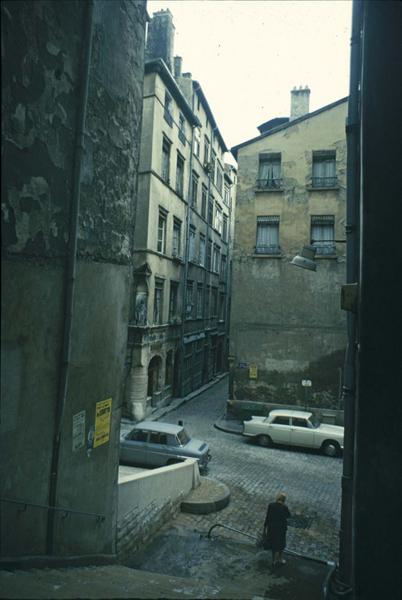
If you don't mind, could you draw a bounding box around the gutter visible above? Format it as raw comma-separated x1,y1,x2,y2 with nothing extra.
46,0,95,555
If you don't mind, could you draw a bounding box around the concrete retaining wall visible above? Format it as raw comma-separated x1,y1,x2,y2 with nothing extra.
117,460,200,559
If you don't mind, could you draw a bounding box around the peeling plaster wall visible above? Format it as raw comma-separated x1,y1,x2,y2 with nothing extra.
1,0,147,557
230,100,348,409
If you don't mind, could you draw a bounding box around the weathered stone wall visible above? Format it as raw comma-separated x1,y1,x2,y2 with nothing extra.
230,100,348,409
1,0,146,557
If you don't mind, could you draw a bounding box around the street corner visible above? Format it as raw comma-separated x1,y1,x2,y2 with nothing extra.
181,476,231,515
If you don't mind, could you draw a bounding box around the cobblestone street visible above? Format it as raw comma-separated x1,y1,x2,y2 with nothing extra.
158,376,342,562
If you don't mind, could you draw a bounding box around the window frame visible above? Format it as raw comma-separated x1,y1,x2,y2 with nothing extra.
255,216,281,255
161,136,171,183
153,279,164,325
310,215,336,255
257,153,282,189
157,209,168,254
176,152,185,197
172,217,182,257
312,150,337,188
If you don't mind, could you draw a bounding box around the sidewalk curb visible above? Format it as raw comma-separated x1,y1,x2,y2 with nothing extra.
181,478,231,515
213,420,243,436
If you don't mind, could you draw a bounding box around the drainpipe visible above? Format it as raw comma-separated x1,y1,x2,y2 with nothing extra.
224,175,233,371
202,167,212,380
326,0,363,596
47,0,94,555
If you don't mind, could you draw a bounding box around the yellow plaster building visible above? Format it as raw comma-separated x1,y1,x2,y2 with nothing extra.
229,89,348,415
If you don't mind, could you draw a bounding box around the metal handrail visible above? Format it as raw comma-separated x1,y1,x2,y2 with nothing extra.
206,522,336,567
207,523,258,541
0,497,105,521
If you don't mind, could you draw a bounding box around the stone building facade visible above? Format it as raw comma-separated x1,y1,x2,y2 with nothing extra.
124,10,236,421
1,0,147,557
229,90,348,413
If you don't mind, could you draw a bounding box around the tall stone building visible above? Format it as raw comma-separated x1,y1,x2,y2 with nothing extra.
1,0,147,557
124,9,236,421
229,90,348,415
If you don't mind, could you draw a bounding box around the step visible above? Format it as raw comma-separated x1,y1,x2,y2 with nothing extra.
0,564,270,599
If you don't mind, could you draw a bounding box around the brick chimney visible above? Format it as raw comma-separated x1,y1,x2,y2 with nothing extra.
146,9,175,72
290,86,311,120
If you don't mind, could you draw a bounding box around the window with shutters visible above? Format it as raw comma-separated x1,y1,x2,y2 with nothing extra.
310,215,336,255
312,151,337,187
255,216,280,254
257,153,282,189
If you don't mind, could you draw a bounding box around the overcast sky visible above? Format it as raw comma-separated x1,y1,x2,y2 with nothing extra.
147,0,352,153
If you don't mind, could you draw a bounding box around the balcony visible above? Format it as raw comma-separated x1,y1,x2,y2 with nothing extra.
311,176,338,188
256,178,283,190
254,244,281,255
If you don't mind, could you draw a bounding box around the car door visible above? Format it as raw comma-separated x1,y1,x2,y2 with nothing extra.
290,417,314,447
268,416,291,445
121,429,149,466
147,431,169,466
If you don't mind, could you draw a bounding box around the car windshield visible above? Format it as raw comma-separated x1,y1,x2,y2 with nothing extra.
177,428,191,445
309,415,320,428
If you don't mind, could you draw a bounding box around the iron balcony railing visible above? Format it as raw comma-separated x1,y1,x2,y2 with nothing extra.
312,242,337,255
256,178,283,190
312,176,338,188
254,244,281,255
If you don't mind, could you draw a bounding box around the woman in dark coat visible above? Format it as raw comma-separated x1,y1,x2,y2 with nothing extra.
263,492,291,565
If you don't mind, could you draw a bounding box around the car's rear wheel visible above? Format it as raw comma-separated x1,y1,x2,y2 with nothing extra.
257,434,272,447
322,440,340,457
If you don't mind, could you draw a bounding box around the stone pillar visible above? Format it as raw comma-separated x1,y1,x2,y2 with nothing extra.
125,364,148,421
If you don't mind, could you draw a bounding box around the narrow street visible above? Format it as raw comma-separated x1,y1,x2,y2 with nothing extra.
155,376,342,562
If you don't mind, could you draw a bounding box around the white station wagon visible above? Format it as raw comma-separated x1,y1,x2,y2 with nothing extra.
243,409,344,457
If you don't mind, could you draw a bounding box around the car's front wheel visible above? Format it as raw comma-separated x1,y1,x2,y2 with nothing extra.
321,440,341,457
257,434,272,447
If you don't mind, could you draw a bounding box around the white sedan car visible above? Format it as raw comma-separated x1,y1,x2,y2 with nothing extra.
243,409,344,457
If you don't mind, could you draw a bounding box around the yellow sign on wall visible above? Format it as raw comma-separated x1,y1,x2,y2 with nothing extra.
249,365,258,379
94,398,112,448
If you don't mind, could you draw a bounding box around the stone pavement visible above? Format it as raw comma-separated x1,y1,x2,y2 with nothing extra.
154,376,342,563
